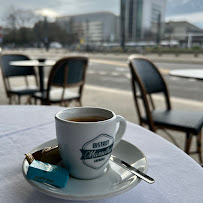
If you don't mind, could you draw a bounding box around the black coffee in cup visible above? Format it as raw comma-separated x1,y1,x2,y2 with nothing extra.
66,116,107,122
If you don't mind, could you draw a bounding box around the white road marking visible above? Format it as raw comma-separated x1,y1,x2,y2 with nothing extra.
112,72,120,76
115,67,126,72
170,77,180,81
90,59,169,74
87,70,96,74
85,85,203,107
125,73,131,79
98,71,108,75
88,70,131,79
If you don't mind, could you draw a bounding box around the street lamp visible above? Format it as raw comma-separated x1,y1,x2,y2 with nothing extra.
120,0,125,51
156,12,161,45
44,16,49,51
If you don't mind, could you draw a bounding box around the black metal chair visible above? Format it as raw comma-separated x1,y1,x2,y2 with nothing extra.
32,56,88,106
128,55,203,163
0,54,40,104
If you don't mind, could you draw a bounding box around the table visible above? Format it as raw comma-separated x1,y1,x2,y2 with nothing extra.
10,60,56,91
170,69,203,80
0,105,203,203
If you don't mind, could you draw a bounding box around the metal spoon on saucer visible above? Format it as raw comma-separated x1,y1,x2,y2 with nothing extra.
110,155,155,184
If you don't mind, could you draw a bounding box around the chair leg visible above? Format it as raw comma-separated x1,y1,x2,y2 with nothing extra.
13,95,18,104
9,96,12,104
26,96,32,104
196,131,202,163
18,95,21,104
9,95,16,104
34,98,38,105
77,99,82,107
185,132,192,154
60,101,65,106
64,101,69,107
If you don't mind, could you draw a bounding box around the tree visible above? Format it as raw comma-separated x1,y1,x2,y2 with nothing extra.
33,21,79,47
4,6,41,29
2,6,79,48
3,27,35,47
2,6,41,47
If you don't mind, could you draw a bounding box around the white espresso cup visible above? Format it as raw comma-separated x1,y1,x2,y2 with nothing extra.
55,107,127,179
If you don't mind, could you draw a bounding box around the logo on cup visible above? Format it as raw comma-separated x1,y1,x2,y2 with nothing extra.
80,134,114,169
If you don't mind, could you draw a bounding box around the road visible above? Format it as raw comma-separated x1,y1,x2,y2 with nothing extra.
3,49,202,101
18,50,202,102
85,59,203,102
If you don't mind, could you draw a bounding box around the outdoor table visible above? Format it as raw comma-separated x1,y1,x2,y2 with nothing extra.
169,69,203,81
0,105,203,203
10,60,56,92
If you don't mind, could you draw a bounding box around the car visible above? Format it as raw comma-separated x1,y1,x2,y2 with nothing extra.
49,42,62,49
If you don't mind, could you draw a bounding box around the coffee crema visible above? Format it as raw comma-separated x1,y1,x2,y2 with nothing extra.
66,116,107,122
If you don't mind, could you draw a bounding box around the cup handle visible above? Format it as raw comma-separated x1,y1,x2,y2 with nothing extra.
113,115,127,148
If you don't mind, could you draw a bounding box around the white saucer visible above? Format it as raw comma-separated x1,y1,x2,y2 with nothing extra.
22,139,148,201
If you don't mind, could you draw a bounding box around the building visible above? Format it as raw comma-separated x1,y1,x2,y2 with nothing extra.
165,21,203,39
56,0,166,44
164,21,203,47
56,12,118,43
121,0,167,41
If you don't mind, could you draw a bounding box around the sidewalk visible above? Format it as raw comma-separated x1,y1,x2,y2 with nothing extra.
2,48,203,64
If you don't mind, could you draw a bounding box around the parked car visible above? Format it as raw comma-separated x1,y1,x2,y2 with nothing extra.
49,42,62,49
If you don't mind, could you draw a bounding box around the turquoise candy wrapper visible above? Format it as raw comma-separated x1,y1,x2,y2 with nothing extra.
27,160,69,188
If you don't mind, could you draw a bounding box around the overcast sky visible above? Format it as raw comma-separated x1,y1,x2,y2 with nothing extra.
0,0,203,28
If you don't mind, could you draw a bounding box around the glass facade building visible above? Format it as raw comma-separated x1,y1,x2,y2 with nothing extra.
123,0,166,41
124,0,143,41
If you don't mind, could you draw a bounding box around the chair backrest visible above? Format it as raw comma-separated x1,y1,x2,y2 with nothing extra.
0,54,35,77
47,56,88,100
0,54,37,97
128,55,171,131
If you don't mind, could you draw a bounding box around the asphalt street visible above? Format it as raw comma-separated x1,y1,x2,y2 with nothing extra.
85,60,203,102
3,49,203,102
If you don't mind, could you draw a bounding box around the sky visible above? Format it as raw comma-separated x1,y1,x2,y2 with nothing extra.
166,0,203,28
0,0,203,28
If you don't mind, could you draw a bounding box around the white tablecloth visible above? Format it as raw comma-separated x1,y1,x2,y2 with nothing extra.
0,105,203,203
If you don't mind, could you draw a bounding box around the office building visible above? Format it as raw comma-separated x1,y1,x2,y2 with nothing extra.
56,12,118,43
164,21,203,47
122,0,167,41
56,0,166,43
